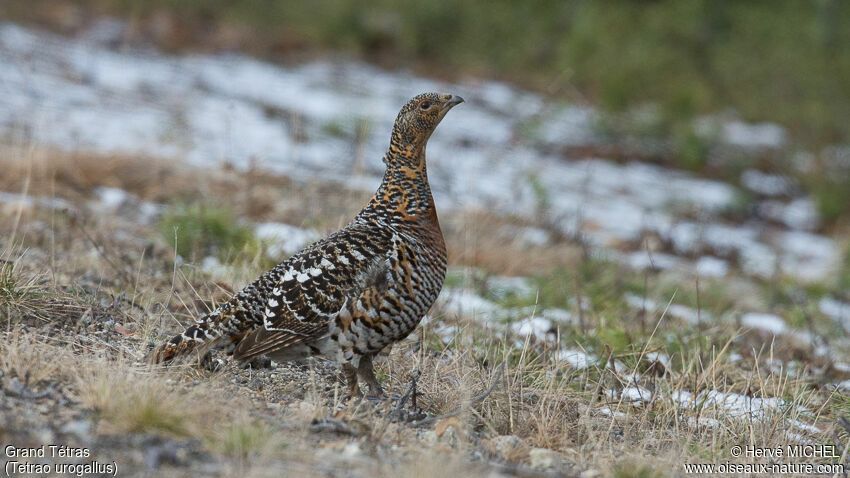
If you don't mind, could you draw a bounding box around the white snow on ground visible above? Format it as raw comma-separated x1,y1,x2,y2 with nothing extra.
695,256,729,277
670,389,787,419
606,386,653,406
201,256,232,279
644,352,671,371
688,417,721,429
623,294,707,324
788,419,821,435
91,186,163,224
721,121,787,150
509,317,554,341
777,231,839,282
0,22,839,282
740,312,787,335
740,169,791,196
598,407,627,419
598,386,817,431
819,297,850,331
437,288,498,319
499,226,551,247
541,308,574,324
758,198,819,230
557,349,597,369
625,251,680,271
0,191,71,211
701,391,786,419
486,276,536,300
254,222,321,257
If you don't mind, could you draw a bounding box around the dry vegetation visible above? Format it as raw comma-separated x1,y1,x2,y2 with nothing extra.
1,146,848,477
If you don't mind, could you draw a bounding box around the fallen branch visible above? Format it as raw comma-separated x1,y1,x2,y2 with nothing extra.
410,361,504,428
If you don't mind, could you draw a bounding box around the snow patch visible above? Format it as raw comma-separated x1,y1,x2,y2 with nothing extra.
254,222,320,257
557,349,596,369
741,312,786,335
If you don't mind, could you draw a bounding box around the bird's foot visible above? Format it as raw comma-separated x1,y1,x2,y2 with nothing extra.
200,351,224,372
242,356,273,370
364,392,388,404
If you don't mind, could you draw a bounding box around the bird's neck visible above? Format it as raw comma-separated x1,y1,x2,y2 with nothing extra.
361,148,439,227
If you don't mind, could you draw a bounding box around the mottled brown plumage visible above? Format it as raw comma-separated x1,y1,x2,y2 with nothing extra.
152,92,463,397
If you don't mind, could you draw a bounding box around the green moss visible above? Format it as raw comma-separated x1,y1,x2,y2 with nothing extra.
0,261,25,308
841,246,850,292
159,202,259,262
527,173,551,214
808,175,850,223
673,125,711,172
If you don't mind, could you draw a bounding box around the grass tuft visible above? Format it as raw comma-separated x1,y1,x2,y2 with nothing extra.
0,258,43,319
79,367,194,436
207,415,283,461
159,202,259,262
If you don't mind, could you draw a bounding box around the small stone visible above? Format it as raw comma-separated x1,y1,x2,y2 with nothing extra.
439,425,461,448
34,427,55,445
61,420,92,442
341,442,361,458
5,377,27,397
144,445,180,470
419,430,438,445
580,469,601,478
488,435,528,462
528,447,565,471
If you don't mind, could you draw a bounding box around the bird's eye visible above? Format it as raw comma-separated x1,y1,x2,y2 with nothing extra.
419,100,431,110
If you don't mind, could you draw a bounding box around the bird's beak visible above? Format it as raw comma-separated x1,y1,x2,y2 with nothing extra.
443,95,464,110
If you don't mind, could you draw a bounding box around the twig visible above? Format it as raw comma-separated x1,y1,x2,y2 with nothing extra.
4,377,55,400
833,429,845,461
835,416,850,464
410,362,504,428
391,370,421,418
839,416,850,435
308,417,360,436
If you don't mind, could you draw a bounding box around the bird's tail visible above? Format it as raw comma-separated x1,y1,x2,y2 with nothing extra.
150,298,242,365
151,323,208,364
151,272,273,364
151,300,253,364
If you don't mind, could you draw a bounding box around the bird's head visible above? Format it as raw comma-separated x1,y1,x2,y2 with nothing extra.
389,93,464,159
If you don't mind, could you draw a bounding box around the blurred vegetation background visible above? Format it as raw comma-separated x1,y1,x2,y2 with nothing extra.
4,0,850,222
8,0,848,144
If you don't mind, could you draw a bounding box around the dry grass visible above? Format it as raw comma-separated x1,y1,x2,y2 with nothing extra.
1,145,847,476
77,364,208,436
0,330,74,385
443,210,582,276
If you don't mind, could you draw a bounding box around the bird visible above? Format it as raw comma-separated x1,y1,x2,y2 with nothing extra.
152,92,463,398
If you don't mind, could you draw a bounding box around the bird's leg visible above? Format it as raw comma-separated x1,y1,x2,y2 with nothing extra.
357,355,385,399
342,362,361,399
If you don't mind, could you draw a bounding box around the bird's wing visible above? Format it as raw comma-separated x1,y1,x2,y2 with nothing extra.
332,232,423,361
232,225,392,360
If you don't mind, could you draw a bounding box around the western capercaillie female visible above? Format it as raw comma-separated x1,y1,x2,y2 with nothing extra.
153,93,463,398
